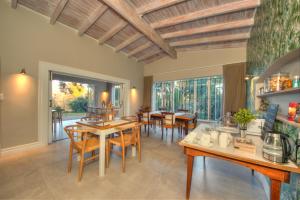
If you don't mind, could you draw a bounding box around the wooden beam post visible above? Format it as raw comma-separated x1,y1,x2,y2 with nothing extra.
101,0,177,58
78,4,108,36
127,42,153,57
170,32,251,47
98,21,127,45
11,0,18,9
50,0,69,25
137,49,162,62
136,0,186,16
115,33,143,52
161,18,254,39
151,0,260,29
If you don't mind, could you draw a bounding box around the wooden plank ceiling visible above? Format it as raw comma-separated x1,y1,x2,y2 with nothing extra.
12,0,260,64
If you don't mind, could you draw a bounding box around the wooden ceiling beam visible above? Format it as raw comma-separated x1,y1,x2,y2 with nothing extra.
170,32,251,47
11,0,18,8
136,0,186,16
115,33,143,52
142,53,167,64
151,0,260,29
50,0,69,25
78,4,108,36
101,0,177,58
127,42,153,57
161,18,254,39
137,49,162,62
98,21,127,45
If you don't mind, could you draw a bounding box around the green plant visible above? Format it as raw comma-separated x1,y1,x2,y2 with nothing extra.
233,108,255,130
68,97,88,113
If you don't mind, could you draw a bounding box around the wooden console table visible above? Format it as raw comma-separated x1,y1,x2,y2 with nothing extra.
179,128,300,200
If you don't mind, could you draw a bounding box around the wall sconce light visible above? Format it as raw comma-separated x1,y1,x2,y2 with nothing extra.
20,68,26,75
244,75,253,80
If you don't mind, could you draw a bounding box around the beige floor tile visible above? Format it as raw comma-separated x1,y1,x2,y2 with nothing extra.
0,127,267,200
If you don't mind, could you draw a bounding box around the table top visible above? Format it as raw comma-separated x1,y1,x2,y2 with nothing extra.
77,119,134,130
150,111,195,120
179,124,300,174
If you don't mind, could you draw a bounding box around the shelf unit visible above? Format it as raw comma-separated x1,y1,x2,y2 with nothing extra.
255,48,300,129
276,113,300,128
257,48,300,82
257,88,300,98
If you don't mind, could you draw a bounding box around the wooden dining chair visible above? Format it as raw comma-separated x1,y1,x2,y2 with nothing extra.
64,125,101,181
141,111,153,136
177,108,189,113
180,112,198,137
106,123,142,172
162,112,179,142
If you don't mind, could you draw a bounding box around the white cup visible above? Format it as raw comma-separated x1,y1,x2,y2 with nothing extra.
210,131,219,143
200,133,211,146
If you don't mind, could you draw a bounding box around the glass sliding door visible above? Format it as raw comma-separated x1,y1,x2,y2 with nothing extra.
152,76,223,121
196,78,208,120
209,77,223,120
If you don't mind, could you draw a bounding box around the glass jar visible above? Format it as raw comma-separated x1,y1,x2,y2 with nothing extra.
264,78,270,93
293,75,300,88
270,72,290,91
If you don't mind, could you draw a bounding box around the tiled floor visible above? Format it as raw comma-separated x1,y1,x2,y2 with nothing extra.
0,127,267,200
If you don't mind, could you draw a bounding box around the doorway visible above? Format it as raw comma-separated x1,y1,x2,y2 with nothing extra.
38,61,130,145
50,73,124,142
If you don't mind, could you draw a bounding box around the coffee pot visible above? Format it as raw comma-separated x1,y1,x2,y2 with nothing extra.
262,132,292,163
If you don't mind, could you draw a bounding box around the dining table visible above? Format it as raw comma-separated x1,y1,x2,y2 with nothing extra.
150,111,195,136
179,124,300,200
76,118,138,177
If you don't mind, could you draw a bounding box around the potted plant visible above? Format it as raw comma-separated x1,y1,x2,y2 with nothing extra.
233,108,255,138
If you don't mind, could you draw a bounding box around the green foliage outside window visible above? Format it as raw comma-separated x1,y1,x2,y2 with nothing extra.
68,97,88,113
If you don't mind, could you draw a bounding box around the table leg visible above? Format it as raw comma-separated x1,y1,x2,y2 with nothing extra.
186,155,194,200
99,133,106,177
161,119,164,140
270,179,281,200
185,120,188,136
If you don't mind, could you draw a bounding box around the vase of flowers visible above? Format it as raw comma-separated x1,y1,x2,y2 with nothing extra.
233,108,255,138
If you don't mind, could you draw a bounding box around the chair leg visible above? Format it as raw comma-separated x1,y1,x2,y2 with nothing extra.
147,125,149,137
138,142,141,162
78,151,85,181
171,127,174,142
91,150,95,160
122,145,126,173
144,125,146,133
67,143,73,173
106,143,110,168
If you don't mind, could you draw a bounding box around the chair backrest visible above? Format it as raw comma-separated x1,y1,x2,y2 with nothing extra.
159,107,167,111
142,112,150,122
177,109,189,113
64,125,94,150
116,123,142,144
162,112,176,125
193,112,198,127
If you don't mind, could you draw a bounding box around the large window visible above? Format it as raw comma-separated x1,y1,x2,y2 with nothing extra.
112,85,121,107
152,76,223,121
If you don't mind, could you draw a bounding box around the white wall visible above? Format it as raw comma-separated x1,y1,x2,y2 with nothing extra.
144,48,247,81
0,1,143,148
